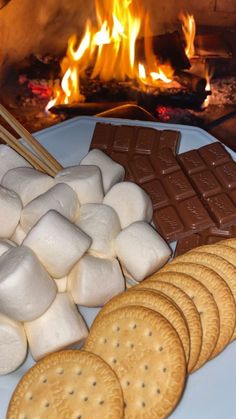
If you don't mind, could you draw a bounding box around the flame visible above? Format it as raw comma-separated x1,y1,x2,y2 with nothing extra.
47,0,175,110
180,12,196,59
203,63,213,108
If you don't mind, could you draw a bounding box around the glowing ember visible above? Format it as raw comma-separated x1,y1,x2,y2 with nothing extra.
47,0,177,110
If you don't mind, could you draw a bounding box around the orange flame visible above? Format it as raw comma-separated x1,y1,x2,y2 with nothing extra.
180,12,196,59
47,0,176,110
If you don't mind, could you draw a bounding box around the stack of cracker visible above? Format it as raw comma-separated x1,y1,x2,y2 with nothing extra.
6,239,236,419
83,238,236,417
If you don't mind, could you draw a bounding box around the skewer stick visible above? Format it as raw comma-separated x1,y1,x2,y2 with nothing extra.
0,104,63,173
0,125,58,177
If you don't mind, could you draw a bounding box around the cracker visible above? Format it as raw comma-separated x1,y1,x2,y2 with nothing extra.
97,288,190,366
7,350,124,419
193,245,236,336
174,251,236,340
163,261,235,357
153,271,220,370
136,280,202,373
194,243,236,269
221,238,236,248
84,305,186,419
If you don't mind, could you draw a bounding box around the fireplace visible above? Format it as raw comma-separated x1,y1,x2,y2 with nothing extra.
0,0,235,150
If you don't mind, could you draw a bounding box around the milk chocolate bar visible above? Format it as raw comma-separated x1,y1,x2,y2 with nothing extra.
91,122,181,155
178,142,236,228
90,122,214,242
174,225,236,257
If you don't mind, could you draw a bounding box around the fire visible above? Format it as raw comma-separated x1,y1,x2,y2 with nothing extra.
180,12,196,59
203,64,213,108
47,0,176,110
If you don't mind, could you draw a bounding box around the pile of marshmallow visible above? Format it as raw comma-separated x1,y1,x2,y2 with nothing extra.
0,144,171,375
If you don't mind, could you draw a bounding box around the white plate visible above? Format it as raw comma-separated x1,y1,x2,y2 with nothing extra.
1,116,236,419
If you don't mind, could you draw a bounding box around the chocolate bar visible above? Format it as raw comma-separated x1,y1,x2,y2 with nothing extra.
90,122,180,156
178,142,236,229
174,225,236,257
90,122,214,242
90,123,236,244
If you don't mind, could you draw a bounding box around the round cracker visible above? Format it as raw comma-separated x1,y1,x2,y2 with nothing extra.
7,350,124,419
97,288,190,366
85,305,186,419
136,280,202,372
194,243,236,268
164,261,235,358
193,244,236,338
220,238,236,248
174,251,236,339
153,271,220,370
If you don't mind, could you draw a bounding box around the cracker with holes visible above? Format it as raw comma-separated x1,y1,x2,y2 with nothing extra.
84,305,186,419
153,271,220,371
97,288,190,368
192,244,236,337
137,280,202,373
7,350,124,419
167,259,236,356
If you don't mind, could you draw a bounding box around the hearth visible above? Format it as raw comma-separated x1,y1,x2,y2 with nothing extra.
0,1,235,151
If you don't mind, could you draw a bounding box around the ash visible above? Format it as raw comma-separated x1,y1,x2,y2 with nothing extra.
208,77,236,106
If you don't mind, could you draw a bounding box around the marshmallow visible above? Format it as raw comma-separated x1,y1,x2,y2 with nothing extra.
24,293,88,360
11,224,26,245
55,165,104,204
1,167,54,205
103,181,153,228
115,221,171,281
20,183,79,233
23,210,92,278
54,276,67,293
0,246,57,321
80,149,125,193
0,313,27,375
0,239,17,256
76,203,121,258
0,144,31,182
68,255,125,307
0,185,22,238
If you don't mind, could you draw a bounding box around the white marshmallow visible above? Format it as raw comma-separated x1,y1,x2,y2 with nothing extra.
80,149,125,193
55,165,104,204
24,293,88,360
23,210,92,278
115,221,172,281
0,246,57,321
76,203,121,258
11,224,26,245
20,183,79,233
0,144,31,182
0,313,28,375
1,167,54,205
103,181,153,228
54,276,67,293
0,239,17,256
0,185,22,238
68,255,125,307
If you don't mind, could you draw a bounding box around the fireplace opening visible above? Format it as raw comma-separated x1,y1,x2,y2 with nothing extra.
0,0,235,150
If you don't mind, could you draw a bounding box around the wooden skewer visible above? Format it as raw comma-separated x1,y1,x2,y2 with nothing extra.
0,125,58,177
0,104,63,174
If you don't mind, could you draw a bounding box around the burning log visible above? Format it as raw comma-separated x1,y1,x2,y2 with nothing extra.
49,101,137,116
136,31,191,71
137,89,209,111
174,70,207,94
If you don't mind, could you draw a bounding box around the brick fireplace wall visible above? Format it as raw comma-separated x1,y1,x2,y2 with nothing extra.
146,0,236,32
